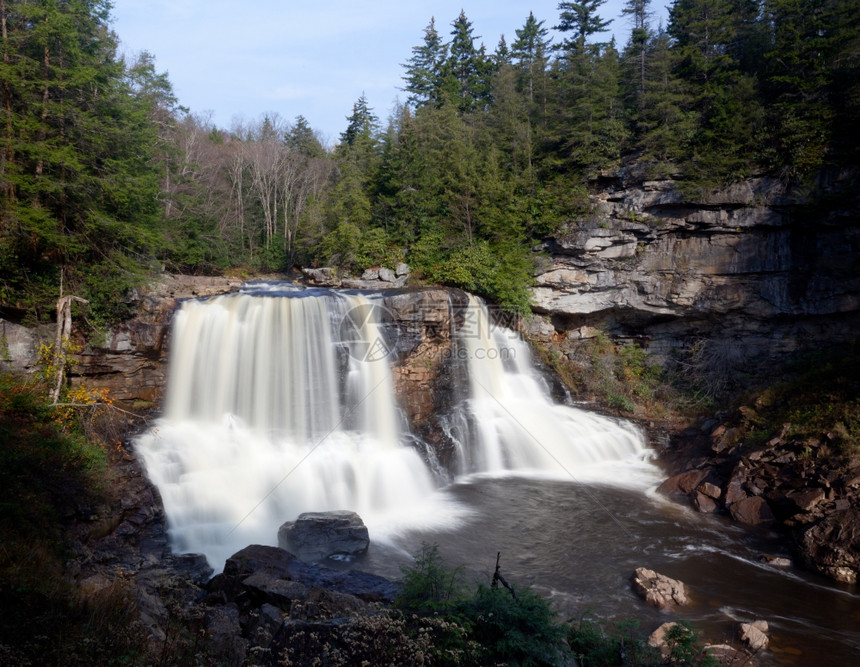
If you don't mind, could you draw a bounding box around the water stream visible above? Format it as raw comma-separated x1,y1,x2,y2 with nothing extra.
135,284,859,664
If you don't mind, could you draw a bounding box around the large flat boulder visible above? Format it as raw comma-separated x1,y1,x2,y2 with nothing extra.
278,511,370,562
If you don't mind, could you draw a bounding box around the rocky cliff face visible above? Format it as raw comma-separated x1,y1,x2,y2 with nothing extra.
530,167,860,370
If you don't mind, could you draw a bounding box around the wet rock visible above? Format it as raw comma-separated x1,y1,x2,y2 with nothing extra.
729,496,775,526
657,469,708,497
220,545,400,604
278,510,370,561
204,604,248,664
631,567,688,609
698,481,722,500
692,491,718,513
759,554,792,568
705,643,753,666
242,572,309,608
786,487,826,513
798,508,860,584
738,620,770,651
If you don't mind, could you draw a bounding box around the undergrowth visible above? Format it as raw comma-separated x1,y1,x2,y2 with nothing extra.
0,372,148,665
733,343,860,459
533,332,670,419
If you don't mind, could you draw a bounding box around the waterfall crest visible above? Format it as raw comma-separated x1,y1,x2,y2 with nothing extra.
136,286,655,569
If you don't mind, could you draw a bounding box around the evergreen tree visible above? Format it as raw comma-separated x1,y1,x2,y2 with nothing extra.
444,11,490,113
0,0,163,322
493,35,511,67
632,27,693,164
286,115,326,158
620,0,653,111
511,12,552,107
555,0,612,53
402,17,448,109
762,0,846,173
550,0,625,173
668,0,765,182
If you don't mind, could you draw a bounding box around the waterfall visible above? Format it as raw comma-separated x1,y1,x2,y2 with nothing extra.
136,285,654,570
135,285,439,569
447,296,652,483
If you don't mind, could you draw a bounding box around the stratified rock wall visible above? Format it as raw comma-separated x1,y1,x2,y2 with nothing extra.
531,167,860,365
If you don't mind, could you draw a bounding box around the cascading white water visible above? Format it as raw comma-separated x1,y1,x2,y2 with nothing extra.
447,296,654,484
136,285,656,570
135,286,440,570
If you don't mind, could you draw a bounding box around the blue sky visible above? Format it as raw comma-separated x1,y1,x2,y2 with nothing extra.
111,1,669,145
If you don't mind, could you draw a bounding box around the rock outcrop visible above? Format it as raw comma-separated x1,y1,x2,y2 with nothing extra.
658,420,860,584
529,167,860,371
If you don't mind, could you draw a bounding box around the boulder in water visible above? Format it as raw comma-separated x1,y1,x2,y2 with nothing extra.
631,567,688,609
278,511,370,562
738,620,770,651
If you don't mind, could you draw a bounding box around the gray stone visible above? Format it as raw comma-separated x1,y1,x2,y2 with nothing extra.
378,267,396,283
302,267,341,287
278,510,369,561
360,267,380,281
647,622,678,659
395,262,410,277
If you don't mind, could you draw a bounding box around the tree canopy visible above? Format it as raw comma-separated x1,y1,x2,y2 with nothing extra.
1,1,857,320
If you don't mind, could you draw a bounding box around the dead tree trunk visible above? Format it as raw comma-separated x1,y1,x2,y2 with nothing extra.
50,293,88,404
491,552,518,601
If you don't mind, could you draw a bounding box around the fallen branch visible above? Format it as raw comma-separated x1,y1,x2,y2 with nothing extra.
492,552,517,601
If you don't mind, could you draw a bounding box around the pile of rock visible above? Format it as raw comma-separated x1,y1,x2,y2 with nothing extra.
656,418,860,584
302,263,410,289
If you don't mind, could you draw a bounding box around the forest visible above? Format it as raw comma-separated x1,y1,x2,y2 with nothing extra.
1,0,858,322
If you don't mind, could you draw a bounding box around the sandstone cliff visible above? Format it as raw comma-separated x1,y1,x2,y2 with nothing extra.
529,166,860,372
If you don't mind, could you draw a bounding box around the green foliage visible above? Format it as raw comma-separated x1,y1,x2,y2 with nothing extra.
569,617,716,666
395,543,466,613
411,238,533,315
395,544,572,665
0,372,148,664
746,345,860,458
465,585,569,666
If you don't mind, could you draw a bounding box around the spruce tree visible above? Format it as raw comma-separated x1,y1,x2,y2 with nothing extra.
402,17,448,109
0,0,164,322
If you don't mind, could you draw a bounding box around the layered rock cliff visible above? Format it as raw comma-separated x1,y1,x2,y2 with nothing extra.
529,166,860,371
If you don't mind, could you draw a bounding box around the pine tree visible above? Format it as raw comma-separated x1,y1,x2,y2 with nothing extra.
620,0,653,112
762,0,842,173
550,0,624,173
511,12,552,107
402,17,448,109
444,11,490,113
555,0,612,53
668,0,765,182
286,115,326,158
0,0,164,321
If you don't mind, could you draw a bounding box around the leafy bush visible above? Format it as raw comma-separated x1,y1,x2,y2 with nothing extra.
395,544,572,666
568,617,716,667
0,373,147,664
411,238,533,315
